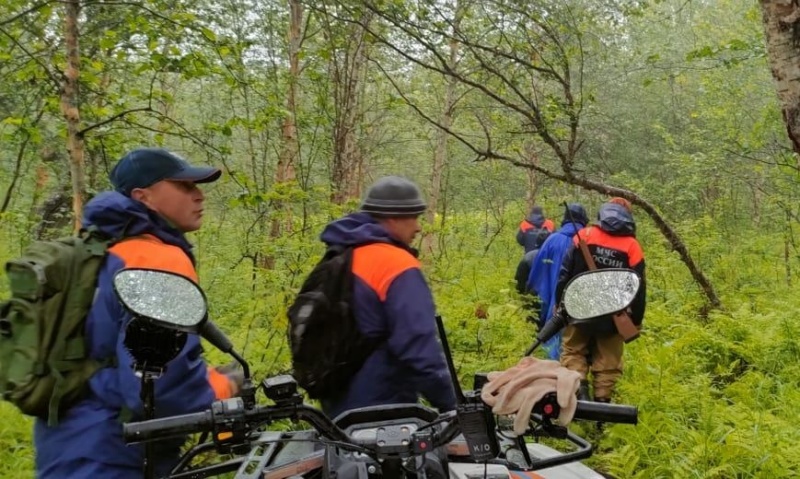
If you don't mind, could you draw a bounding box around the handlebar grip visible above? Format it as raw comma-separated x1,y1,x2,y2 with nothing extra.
123,410,213,443
573,400,638,424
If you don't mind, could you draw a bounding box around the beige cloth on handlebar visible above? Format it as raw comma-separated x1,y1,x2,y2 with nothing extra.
480,357,581,435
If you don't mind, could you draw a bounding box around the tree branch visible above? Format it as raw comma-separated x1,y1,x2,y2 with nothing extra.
0,25,61,88
0,1,55,27
77,107,154,137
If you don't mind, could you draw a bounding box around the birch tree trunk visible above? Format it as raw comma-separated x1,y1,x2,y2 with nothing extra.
760,0,800,155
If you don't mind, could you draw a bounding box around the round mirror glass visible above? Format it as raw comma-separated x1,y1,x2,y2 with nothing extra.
113,268,207,331
563,269,640,320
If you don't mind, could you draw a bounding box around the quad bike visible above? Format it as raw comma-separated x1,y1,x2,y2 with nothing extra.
112,267,641,479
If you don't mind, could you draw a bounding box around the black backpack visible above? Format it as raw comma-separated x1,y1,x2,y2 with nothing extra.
523,227,550,253
287,245,376,399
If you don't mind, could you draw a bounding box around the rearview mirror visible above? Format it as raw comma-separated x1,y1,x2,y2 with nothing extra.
563,269,640,320
113,268,208,332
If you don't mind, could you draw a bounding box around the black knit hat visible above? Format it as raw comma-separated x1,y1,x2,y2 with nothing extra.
360,176,426,216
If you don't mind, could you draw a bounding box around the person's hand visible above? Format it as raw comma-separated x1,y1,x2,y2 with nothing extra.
481,357,580,435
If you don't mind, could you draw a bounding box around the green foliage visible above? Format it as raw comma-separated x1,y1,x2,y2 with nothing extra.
0,403,34,476
594,260,800,476
598,298,800,476
427,210,537,382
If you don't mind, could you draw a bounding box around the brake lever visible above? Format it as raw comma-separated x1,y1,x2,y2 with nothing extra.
530,419,568,440
530,392,568,439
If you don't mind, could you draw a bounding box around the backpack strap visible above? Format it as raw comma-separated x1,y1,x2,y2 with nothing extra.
81,225,118,254
47,368,67,425
325,243,347,258
575,227,597,270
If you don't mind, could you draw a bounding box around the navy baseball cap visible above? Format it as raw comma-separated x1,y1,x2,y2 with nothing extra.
110,148,221,196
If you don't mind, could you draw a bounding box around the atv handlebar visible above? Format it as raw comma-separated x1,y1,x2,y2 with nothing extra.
124,409,213,443
124,399,351,445
124,395,637,449
573,400,638,424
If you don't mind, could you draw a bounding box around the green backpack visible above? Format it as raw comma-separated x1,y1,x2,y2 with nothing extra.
0,229,115,425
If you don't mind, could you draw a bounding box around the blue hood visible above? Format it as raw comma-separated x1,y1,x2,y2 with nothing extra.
321,212,408,250
526,206,545,227
596,203,636,236
82,191,194,261
526,213,545,228
556,221,584,236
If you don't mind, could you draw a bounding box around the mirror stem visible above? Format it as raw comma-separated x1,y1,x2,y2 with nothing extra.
228,349,256,409
229,349,250,382
524,310,567,357
140,372,157,479
524,339,542,357
200,321,234,353
198,320,256,408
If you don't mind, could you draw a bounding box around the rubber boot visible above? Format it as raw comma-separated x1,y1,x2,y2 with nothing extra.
577,380,591,401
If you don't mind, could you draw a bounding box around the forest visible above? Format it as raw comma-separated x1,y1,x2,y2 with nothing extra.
1,0,800,476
